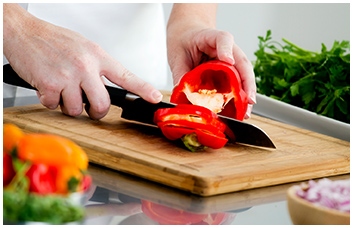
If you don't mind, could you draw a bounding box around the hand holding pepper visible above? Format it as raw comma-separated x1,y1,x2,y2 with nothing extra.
167,3,256,119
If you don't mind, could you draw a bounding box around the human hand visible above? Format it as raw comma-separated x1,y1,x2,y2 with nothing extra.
167,4,256,119
3,4,163,120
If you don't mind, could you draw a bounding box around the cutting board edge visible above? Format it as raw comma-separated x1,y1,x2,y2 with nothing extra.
197,166,350,196
86,140,351,196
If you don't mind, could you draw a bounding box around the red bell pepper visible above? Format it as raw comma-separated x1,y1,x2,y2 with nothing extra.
157,120,226,138
170,60,248,121
80,175,92,192
157,123,228,150
154,105,227,135
154,104,233,151
3,152,16,187
174,104,236,141
26,164,57,194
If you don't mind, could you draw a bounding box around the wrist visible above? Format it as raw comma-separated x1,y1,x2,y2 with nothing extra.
167,3,216,34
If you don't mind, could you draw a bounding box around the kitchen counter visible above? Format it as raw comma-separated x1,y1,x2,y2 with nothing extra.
3,96,349,225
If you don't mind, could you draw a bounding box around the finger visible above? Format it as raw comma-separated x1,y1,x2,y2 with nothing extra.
101,59,163,104
60,85,83,117
244,104,253,119
81,76,111,120
232,44,257,105
215,31,235,65
83,75,108,118
36,89,61,110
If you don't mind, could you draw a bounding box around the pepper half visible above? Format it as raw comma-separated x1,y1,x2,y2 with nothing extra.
170,60,248,121
154,104,229,151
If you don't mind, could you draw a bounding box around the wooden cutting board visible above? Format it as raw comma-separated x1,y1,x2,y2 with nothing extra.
3,99,350,196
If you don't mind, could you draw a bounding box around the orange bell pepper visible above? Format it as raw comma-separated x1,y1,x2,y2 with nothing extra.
3,123,24,154
55,165,83,194
17,134,88,170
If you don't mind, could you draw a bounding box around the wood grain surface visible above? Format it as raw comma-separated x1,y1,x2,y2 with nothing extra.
3,99,350,196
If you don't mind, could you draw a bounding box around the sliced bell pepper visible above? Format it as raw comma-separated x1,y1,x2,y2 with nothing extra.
154,104,226,132
170,60,248,121
154,104,231,151
157,123,228,150
173,104,235,141
157,121,226,138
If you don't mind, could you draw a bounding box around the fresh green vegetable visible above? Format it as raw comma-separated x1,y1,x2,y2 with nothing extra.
253,30,350,123
3,190,84,224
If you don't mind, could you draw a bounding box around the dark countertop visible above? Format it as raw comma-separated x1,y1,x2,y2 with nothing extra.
3,95,349,225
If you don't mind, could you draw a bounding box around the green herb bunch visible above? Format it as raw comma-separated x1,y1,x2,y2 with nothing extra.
253,30,350,123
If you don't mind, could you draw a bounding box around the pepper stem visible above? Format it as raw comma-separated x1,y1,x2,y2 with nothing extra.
181,133,208,152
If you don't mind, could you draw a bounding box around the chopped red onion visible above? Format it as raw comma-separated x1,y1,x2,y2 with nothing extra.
295,178,350,213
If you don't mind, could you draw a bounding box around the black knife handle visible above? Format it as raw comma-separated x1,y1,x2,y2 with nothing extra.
3,64,129,108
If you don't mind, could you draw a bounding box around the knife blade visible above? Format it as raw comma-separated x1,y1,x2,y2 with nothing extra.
3,64,276,148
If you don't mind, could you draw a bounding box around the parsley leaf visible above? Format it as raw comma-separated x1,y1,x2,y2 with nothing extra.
253,30,350,123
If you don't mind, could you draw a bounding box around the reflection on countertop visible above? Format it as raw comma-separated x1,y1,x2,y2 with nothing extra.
83,164,348,225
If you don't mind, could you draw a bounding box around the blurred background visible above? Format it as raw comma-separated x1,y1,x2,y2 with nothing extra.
163,3,350,90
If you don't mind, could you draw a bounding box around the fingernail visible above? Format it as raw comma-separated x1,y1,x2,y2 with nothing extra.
250,96,256,104
250,92,257,104
152,90,163,101
245,104,253,119
245,111,251,119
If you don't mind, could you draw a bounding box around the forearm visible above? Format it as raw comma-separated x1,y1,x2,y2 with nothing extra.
3,4,41,63
167,3,217,34
4,4,26,37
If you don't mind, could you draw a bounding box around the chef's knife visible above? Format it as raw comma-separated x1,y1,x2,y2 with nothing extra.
3,64,276,148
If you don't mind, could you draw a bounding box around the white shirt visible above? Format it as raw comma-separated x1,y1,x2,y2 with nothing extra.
4,3,171,98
